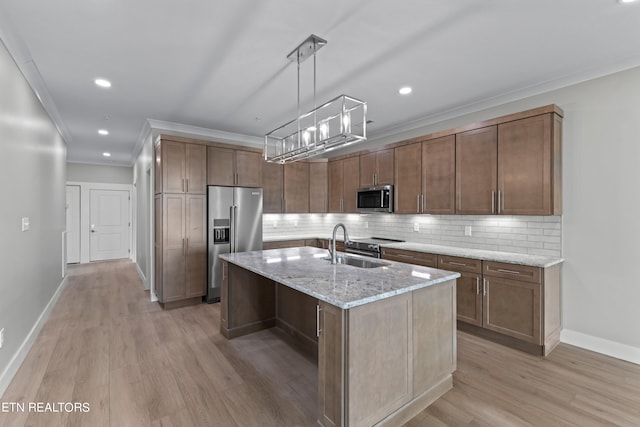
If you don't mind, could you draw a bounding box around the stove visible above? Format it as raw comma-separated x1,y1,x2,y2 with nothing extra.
345,237,405,258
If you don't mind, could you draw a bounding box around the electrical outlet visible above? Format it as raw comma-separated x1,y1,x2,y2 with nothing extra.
465,226,472,236
0,328,4,349
413,222,420,232
21,217,29,232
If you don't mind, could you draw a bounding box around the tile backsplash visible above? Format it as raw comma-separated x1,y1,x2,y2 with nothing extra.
263,213,562,258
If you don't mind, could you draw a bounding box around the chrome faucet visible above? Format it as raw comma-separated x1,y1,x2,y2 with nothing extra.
329,223,350,264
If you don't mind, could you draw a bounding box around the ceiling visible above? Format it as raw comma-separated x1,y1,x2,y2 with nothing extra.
1,0,640,166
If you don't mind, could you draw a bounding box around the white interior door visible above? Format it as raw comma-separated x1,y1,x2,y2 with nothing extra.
90,189,130,261
66,185,81,264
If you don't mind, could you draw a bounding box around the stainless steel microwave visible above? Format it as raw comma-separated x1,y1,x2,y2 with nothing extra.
357,185,393,213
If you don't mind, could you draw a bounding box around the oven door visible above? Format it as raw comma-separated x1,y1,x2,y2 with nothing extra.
344,247,381,259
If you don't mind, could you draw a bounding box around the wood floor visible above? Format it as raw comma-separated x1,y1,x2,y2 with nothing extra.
1,260,638,427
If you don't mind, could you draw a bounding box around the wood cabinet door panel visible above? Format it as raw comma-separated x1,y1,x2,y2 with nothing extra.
423,135,455,214
484,276,541,344
456,126,497,214
342,157,360,213
284,162,309,213
154,195,163,301
456,272,483,326
207,146,235,186
163,141,186,193
359,152,376,187
309,162,328,213
394,142,422,214
236,150,263,187
185,195,206,298
376,148,395,185
185,144,207,194
318,302,344,427
498,114,552,215
163,194,185,302
328,160,343,212
262,162,283,213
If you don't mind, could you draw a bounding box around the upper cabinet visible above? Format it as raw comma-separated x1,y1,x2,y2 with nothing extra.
395,135,455,214
455,126,498,215
309,162,328,213
262,162,284,213
283,162,310,213
455,111,562,216
498,114,562,215
154,138,207,195
360,149,394,187
329,157,359,213
207,146,262,187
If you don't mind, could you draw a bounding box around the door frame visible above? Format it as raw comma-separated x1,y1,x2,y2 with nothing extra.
67,181,133,264
65,185,81,264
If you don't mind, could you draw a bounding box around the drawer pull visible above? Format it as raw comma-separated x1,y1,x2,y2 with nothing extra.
497,268,521,275
316,305,322,337
476,276,480,295
395,254,413,259
448,261,467,267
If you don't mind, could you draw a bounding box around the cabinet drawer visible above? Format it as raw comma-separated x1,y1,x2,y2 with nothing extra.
483,261,541,284
263,240,306,250
381,248,437,268
438,255,482,273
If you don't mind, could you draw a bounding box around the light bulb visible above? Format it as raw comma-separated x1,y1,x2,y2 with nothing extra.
319,123,329,140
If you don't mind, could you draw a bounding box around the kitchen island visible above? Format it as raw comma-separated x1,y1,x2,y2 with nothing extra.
219,246,460,427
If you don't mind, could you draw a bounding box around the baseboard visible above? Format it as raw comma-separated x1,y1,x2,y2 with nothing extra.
561,329,640,365
135,262,148,290
0,275,69,398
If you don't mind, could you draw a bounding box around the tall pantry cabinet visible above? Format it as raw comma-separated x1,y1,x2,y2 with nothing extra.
154,136,207,308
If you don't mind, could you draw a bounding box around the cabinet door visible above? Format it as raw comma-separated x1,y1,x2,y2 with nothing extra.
318,302,344,427
456,126,497,214
422,135,455,214
309,162,328,213
262,162,283,213
394,142,422,214
359,152,376,187
498,114,552,215
375,149,394,186
163,194,186,302
154,195,163,301
185,144,207,194
456,272,483,326
185,195,206,298
328,160,343,213
342,157,360,213
284,162,309,213
207,146,235,186
236,150,263,187
163,141,186,193
483,276,541,344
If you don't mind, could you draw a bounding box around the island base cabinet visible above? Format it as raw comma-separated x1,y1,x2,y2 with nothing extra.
318,280,456,427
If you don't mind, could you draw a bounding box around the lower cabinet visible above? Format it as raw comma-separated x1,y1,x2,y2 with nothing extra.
381,247,437,267
154,193,206,307
438,255,483,327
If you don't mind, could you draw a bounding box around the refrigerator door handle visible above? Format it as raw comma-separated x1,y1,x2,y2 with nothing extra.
234,205,239,251
229,206,235,253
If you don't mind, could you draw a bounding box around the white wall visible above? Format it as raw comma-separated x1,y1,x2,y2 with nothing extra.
66,162,133,184
133,133,154,289
0,39,66,396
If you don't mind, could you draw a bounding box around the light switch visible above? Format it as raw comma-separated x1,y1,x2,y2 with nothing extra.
413,222,420,232
21,217,29,232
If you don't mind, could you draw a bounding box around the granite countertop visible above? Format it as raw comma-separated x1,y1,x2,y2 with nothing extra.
262,234,563,268
219,246,460,309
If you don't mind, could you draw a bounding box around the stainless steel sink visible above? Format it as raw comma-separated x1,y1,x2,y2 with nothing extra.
323,255,390,268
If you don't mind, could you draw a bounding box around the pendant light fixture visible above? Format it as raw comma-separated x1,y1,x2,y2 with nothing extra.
264,35,367,163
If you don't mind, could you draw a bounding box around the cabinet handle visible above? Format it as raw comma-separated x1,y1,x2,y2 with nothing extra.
341,198,344,212
182,178,185,192
497,191,501,214
491,191,495,214
182,238,185,256
186,179,189,193
417,195,420,213
316,304,322,337
483,278,487,296
476,276,480,295
395,253,413,259
421,194,425,213
284,199,287,213
185,238,189,255
449,261,467,267
497,268,520,275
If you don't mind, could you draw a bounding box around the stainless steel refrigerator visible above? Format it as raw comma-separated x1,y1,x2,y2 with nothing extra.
207,186,263,302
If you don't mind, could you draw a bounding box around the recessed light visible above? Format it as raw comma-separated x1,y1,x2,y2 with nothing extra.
619,0,638,3
98,129,109,135
94,78,111,88
399,86,412,95
103,152,111,157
